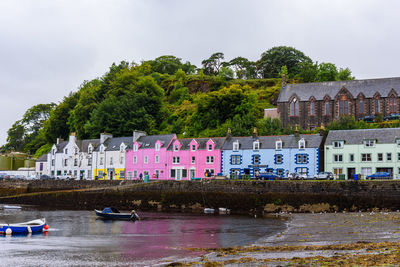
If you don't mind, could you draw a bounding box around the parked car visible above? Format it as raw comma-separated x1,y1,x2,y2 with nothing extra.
366,172,391,180
40,174,55,180
359,115,376,123
258,172,281,180
384,114,400,121
314,172,334,180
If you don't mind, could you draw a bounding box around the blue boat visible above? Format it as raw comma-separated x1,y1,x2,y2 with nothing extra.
0,218,46,235
95,207,140,221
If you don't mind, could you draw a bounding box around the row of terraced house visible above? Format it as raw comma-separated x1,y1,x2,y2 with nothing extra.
35,127,400,180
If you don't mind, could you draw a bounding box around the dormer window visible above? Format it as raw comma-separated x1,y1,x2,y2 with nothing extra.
88,147,92,154
208,144,212,151
52,149,55,155
100,146,105,153
134,144,138,152
397,139,400,147
174,144,179,151
65,148,68,154
253,140,260,150
191,144,196,151
233,141,239,151
155,143,160,151
74,148,78,155
298,138,305,149
333,141,344,148
275,139,282,150
364,140,375,147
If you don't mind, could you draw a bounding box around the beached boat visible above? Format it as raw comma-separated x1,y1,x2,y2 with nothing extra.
0,218,46,235
2,205,22,209
218,207,231,214
95,207,140,221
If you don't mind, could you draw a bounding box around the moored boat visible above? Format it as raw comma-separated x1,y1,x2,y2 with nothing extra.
204,208,215,214
2,205,22,209
0,218,47,235
95,207,140,221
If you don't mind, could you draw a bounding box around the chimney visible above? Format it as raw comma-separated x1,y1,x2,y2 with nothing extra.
226,128,232,139
252,127,258,139
281,74,287,88
100,133,113,144
69,132,76,144
56,138,61,145
133,130,146,142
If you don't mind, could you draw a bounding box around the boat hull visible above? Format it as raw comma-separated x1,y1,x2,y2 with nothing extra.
95,210,137,220
0,218,46,234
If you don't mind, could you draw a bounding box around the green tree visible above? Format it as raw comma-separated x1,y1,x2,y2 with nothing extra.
297,61,319,82
227,57,257,79
317,62,338,82
257,46,312,78
338,67,354,81
201,52,225,75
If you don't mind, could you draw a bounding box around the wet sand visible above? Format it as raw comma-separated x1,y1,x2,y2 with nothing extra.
176,212,400,266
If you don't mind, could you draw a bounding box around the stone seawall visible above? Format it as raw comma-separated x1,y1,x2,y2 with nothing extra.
1,180,400,213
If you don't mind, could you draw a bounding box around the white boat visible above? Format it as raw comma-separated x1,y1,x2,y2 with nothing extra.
204,208,215,214
3,205,22,209
218,207,231,214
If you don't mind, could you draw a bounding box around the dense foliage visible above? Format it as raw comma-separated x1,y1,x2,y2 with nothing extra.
2,46,356,156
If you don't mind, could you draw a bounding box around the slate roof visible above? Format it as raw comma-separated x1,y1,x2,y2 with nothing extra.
100,136,133,151
55,141,68,153
326,128,400,145
278,77,400,102
222,134,323,150
136,134,176,149
36,154,47,162
167,137,226,151
76,139,100,152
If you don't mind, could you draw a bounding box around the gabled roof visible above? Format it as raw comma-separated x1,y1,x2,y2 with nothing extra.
222,134,323,150
278,77,400,102
75,139,100,152
97,136,133,151
167,137,226,151
135,134,176,149
326,128,400,145
55,141,68,153
36,154,47,162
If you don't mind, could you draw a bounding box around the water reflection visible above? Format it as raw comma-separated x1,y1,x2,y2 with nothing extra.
0,208,285,266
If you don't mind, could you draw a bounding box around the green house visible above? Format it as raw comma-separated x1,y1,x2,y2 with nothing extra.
325,128,400,179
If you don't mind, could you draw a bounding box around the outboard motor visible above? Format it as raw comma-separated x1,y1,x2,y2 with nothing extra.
130,210,140,221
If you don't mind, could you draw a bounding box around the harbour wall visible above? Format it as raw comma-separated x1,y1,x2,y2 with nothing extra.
1,180,400,213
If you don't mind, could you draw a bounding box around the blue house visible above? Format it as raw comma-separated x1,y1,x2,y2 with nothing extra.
221,132,323,178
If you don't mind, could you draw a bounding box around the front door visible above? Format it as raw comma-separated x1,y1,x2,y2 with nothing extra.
80,170,84,180
109,171,114,180
190,169,196,179
347,168,356,180
176,169,182,180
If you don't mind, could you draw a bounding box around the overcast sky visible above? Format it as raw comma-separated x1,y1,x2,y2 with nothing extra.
0,0,399,146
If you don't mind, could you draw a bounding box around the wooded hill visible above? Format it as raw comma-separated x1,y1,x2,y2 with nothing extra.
1,46,354,157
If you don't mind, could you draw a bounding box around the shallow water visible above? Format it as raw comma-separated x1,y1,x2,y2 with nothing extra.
0,207,285,266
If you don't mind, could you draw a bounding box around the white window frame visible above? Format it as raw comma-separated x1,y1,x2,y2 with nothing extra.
173,156,180,164
120,156,124,164
349,154,354,162
231,155,241,165
206,156,214,164
110,157,113,165
144,156,148,164
378,153,383,162
275,154,282,164
333,141,344,148
133,156,137,164
364,140,375,147
191,156,195,164
253,141,260,150
174,144,179,151
333,154,343,163
208,144,213,151
155,155,159,163
387,153,392,162
361,153,372,162
191,144,196,151
276,140,282,150
298,138,305,149
233,141,239,151
134,144,138,152
155,143,160,151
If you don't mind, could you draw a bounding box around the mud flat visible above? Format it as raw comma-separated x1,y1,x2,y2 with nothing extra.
174,212,400,266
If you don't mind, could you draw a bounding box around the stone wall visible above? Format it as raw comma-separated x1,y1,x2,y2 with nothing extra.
1,180,400,213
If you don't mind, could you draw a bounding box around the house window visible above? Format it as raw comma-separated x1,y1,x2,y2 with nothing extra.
253,141,260,150
387,153,392,161
398,152,400,161
133,156,137,164
296,167,308,176
65,148,68,154
361,167,372,177
170,169,176,178
206,156,214,164
364,140,375,147
134,144,138,152
275,154,283,164
155,143,160,151
88,170,91,179
324,101,330,115
191,156,195,164
133,170,137,178
276,139,282,150
349,154,354,162
339,100,349,115
361,153,371,162
309,101,315,116
208,144,212,151
74,159,78,166
155,155,159,163
88,147,92,154
253,155,260,165
358,100,364,114
110,157,113,165
375,99,380,114
155,170,159,178
144,156,148,164
290,98,299,116
296,154,308,164
231,155,241,165
120,156,124,164
191,144,196,151
233,141,239,151
205,169,215,176
174,145,179,151
298,138,305,149
52,149,55,155
128,172,132,179
333,141,344,148
64,159,68,166
120,171,125,178
378,153,383,162
51,159,55,166
333,168,343,177
182,169,188,178
390,97,397,114
333,154,343,163
173,156,180,164
120,145,125,152
74,170,77,177
74,148,78,155
98,171,104,178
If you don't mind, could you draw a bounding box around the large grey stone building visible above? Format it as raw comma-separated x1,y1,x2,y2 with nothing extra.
277,76,400,129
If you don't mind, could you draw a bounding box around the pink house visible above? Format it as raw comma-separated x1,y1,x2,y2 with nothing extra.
167,137,225,180
125,134,176,180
